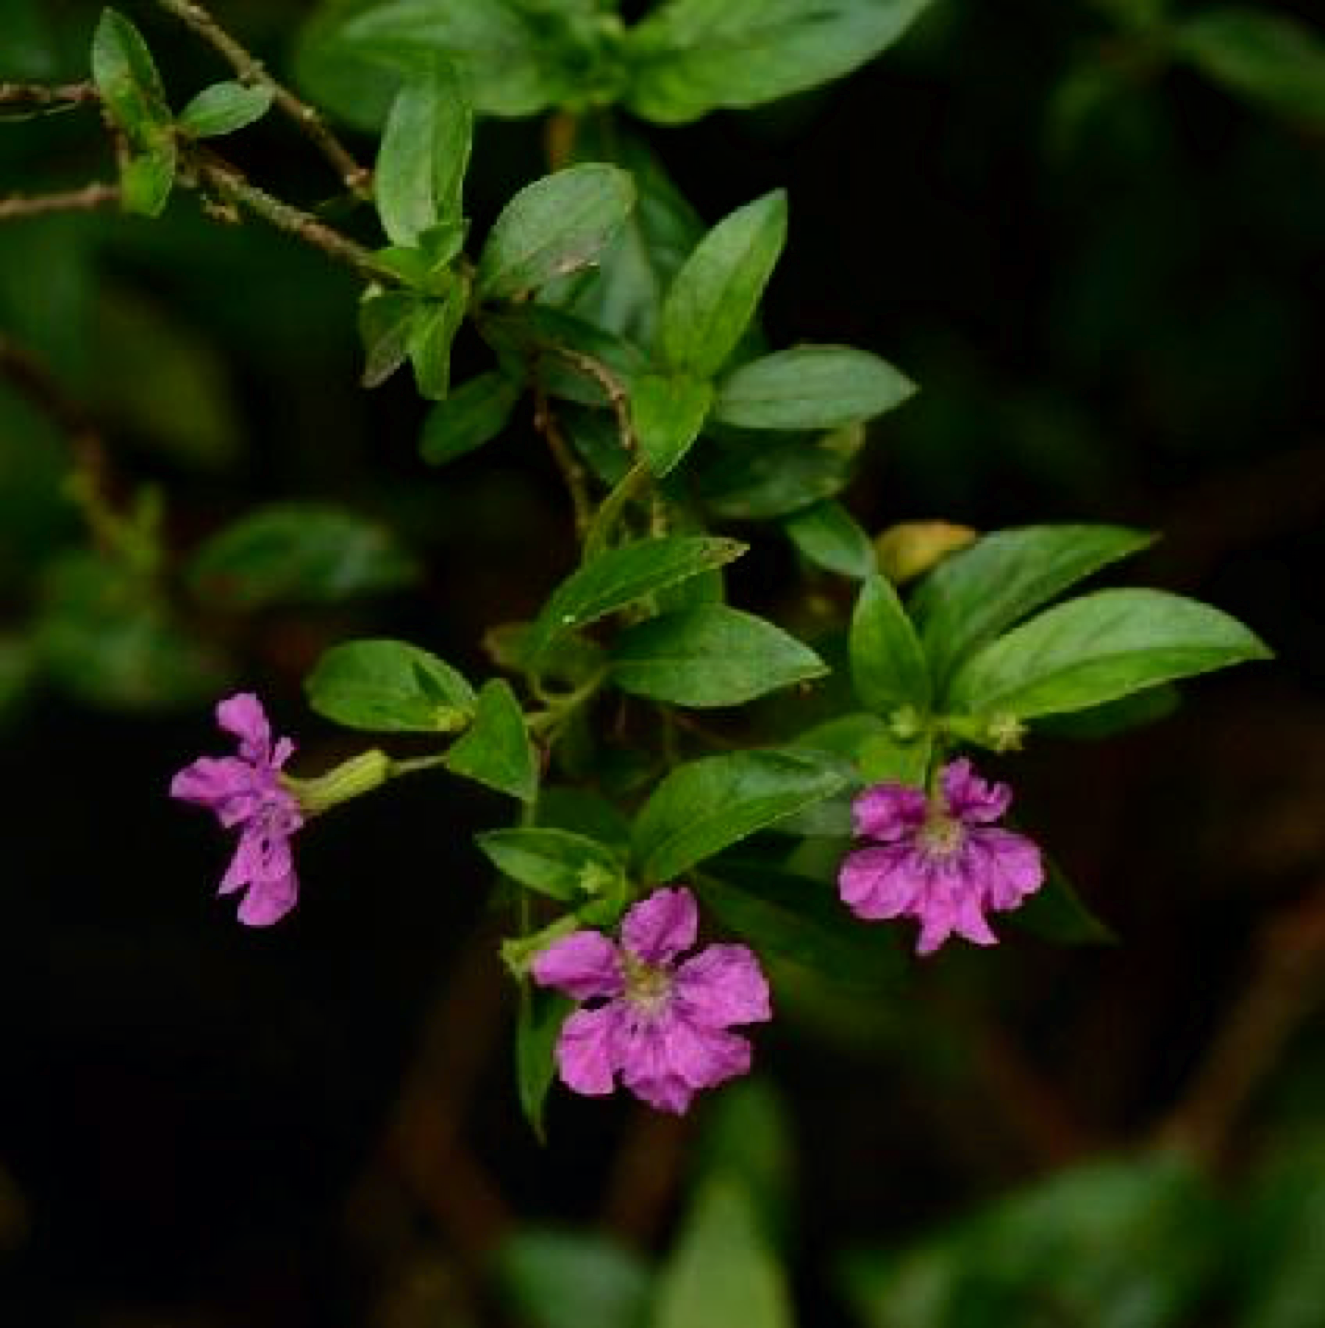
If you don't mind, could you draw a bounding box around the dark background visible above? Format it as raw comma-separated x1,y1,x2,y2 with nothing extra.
3,0,1323,1323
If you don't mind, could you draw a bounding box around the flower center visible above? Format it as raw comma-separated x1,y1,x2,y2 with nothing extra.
918,810,965,860
621,952,673,1015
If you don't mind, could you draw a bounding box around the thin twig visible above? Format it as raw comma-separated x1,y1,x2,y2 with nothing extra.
151,0,371,198
0,81,99,107
0,183,120,221
533,384,593,539
546,344,636,454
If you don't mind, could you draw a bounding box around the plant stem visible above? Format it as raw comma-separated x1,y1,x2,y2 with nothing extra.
0,81,98,107
388,751,453,778
583,460,652,561
0,183,120,221
152,0,371,198
533,384,593,540
546,343,635,454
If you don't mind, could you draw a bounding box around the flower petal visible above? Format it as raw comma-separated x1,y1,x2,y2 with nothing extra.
951,890,998,948
622,887,697,966
556,1005,620,1097
839,845,922,920
217,692,272,764
531,931,624,1001
674,944,771,1028
617,1015,753,1114
236,871,298,926
970,827,1044,911
942,758,1011,824
852,782,927,841
170,756,254,812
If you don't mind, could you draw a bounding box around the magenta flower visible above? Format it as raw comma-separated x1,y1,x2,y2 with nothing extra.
531,887,771,1114
839,758,1044,956
170,693,304,926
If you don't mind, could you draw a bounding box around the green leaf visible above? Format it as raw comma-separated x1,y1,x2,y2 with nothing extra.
305,638,476,732
407,280,467,400
697,864,902,992
633,372,713,476
609,605,827,708
485,620,606,686
177,80,274,137
444,678,538,800
375,60,472,245
358,290,416,388
714,345,915,430
420,371,522,465
537,786,632,854
948,588,1271,720
523,535,747,666
625,0,935,124
654,1179,793,1328
477,164,635,300
910,524,1156,688
293,0,582,127
475,827,624,903
496,1227,653,1328
784,500,877,579
514,987,572,1142
1174,7,1325,130
188,503,418,608
1036,684,1180,740
91,9,176,217
1012,862,1116,947
849,574,931,714
660,191,787,379
632,747,848,882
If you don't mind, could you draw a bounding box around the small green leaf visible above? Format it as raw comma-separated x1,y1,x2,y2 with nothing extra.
407,280,467,400
375,60,472,245
654,1179,793,1328
305,638,476,732
188,503,418,608
485,621,606,686
633,372,713,476
477,164,635,300
848,574,931,714
784,500,877,579
177,80,274,137
609,605,827,708
948,588,1271,719
496,1227,653,1328
420,371,522,465
714,345,915,430
515,987,572,1142
632,747,849,882
524,535,747,666
445,678,538,801
911,524,1156,688
660,191,787,379
475,827,624,903
358,290,416,388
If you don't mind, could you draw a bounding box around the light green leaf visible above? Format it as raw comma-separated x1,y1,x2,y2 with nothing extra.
177,81,274,137
784,500,877,579
654,1179,793,1328
524,535,747,666
496,1227,652,1328
625,0,935,124
187,503,418,608
633,372,713,476
632,747,848,882
477,164,635,300
305,638,476,731
948,588,1271,719
714,345,915,430
910,524,1156,688
407,279,468,400
849,574,931,714
375,60,472,245
609,605,827,707
444,678,538,800
358,290,416,388
660,191,787,379
420,371,522,465
475,826,624,902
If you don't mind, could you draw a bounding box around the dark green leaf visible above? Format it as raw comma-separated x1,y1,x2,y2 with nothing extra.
948,588,1271,719
1012,862,1116,946
489,305,647,407
375,60,472,245
495,1227,652,1328
609,605,827,707
358,290,416,389
633,372,713,476
625,0,936,124
420,371,522,465
515,987,572,1142
632,747,849,881
660,191,786,378
484,620,606,686
784,500,877,579
911,524,1156,688
537,786,632,853
188,503,418,608
477,164,635,300
407,280,467,400
714,345,915,430
444,678,538,800
475,827,624,902
849,574,931,714
177,80,274,137
1036,684,1180,740
524,535,747,666
305,638,476,732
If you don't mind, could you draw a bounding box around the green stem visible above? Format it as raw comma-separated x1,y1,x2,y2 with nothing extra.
583,460,652,561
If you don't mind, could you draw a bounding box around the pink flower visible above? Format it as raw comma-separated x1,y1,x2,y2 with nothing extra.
839,758,1044,956
170,693,304,926
531,887,771,1114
